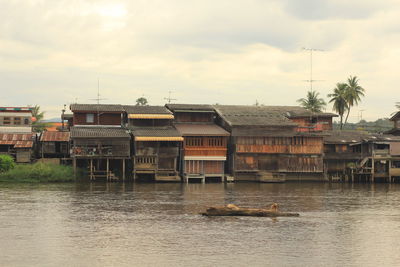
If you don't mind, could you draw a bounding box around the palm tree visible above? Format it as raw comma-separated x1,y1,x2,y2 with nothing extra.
344,76,365,125
328,83,348,130
31,105,48,132
297,90,326,113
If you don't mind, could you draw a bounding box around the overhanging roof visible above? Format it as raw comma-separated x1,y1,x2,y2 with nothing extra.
71,126,130,138
70,104,124,113
40,131,70,142
174,124,230,136
128,114,174,119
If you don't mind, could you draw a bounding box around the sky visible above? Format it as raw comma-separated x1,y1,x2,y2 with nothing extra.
0,0,399,121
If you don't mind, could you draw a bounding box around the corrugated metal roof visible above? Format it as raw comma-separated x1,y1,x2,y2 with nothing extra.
129,126,182,138
14,141,33,148
40,131,70,142
71,126,130,138
166,104,214,112
324,131,400,144
70,104,124,112
124,105,172,115
175,124,230,136
0,133,35,148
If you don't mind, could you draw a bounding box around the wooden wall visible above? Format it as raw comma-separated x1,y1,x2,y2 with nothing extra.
290,117,333,131
235,136,323,154
184,160,224,174
175,113,213,123
184,136,227,157
73,112,122,125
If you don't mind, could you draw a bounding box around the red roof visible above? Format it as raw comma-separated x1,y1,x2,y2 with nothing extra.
40,131,70,142
0,133,35,148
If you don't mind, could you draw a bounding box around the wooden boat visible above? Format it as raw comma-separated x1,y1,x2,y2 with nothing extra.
201,203,299,217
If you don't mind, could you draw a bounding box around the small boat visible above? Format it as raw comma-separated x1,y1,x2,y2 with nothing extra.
201,203,299,217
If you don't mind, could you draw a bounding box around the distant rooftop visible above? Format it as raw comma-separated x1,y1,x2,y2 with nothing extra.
70,104,124,112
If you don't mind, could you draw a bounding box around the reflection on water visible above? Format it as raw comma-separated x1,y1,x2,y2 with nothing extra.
1,182,400,266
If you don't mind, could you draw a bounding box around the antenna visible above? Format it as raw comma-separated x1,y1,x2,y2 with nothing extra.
88,78,108,125
302,47,324,91
164,90,177,104
90,78,107,104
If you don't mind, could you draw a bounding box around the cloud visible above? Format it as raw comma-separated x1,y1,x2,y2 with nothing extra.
0,0,399,122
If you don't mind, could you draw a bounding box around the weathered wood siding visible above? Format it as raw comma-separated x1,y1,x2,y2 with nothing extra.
175,113,213,123
235,136,323,154
184,136,227,157
290,117,332,131
185,160,224,174
231,126,296,137
73,112,122,125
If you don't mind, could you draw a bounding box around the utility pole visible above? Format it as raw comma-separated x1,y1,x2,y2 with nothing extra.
302,47,324,91
164,90,177,104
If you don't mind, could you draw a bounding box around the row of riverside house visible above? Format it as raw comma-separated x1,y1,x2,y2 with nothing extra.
2,104,400,183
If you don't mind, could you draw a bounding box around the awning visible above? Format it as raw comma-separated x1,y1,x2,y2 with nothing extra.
128,114,174,119
135,136,184,141
184,156,226,161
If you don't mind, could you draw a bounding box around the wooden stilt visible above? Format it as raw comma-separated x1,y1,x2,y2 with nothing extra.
90,159,93,181
122,159,126,182
106,158,109,182
73,157,77,178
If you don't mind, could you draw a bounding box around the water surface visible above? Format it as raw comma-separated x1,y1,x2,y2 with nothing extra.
1,182,400,267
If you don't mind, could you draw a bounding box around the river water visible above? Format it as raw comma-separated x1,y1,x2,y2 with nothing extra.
1,182,400,267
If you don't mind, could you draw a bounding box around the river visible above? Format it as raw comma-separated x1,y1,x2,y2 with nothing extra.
1,182,400,267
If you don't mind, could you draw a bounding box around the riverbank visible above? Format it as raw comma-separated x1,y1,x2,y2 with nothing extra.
0,162,75,183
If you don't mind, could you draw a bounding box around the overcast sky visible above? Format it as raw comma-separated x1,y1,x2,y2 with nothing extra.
1,0,399,121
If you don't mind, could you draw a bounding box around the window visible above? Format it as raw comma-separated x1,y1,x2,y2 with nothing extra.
86,113,95,123
14,117,21,125
24,118,30,125
3,117,11,125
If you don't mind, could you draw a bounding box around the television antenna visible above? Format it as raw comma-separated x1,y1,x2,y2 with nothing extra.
89,78,107,104
302,47,324,91
88,78,108,125
164,90,177,104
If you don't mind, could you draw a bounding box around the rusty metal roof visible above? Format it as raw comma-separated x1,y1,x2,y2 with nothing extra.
14,141,33,148
324,130,400,144
174,124,230,136
71,126,130,138
40,131,70,142
0,133,35,148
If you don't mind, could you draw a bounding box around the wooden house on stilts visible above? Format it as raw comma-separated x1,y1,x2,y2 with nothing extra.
125,106,183,182
166,104,230,183
214,105,333,182
69,104,130,181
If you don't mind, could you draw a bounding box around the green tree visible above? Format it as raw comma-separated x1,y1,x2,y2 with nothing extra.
0,155,15,173
31,105,49,132
135,97,148,106
297,90,326,113
328,83,348,130
344,76,365,125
